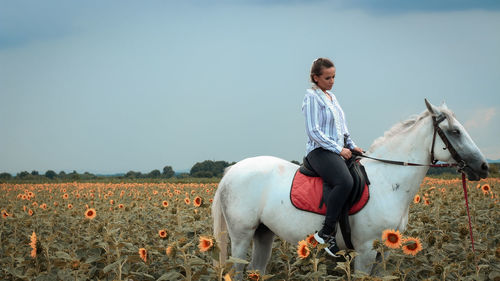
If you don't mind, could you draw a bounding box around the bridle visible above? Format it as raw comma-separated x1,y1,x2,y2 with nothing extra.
430,114,466,171
356,113,477,261
356,113,464,170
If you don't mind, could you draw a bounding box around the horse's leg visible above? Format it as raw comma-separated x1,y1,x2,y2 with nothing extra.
354,243,378,276
229,228,254,279
249,224,275,274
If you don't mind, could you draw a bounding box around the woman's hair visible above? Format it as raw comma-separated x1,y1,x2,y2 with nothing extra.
310,58,335,85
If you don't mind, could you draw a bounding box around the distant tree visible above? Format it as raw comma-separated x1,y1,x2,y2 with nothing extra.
0,173,12,180
175,173,190,179
45,170,57,179
148,169,161,178
68,170,80,180
17,171,30,179
59,171,67,178
125,171,142,178
83,172,96,179
162,166,175,178
31,170,39,176
190,160,231,178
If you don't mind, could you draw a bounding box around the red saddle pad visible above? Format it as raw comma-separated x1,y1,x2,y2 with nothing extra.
290,169,369,215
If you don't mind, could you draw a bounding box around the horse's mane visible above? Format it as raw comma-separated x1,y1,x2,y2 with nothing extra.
368,108,455,152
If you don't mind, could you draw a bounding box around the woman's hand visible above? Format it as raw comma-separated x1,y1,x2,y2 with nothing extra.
340,148,352,159
352,147,364,154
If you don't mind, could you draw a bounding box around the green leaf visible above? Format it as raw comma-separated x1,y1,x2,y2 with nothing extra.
156,271,184,281
381,276,400,280
226,256,249,265
192,266,208,281
117,242,134,250
130,271,155,280
85,254,103,264
54,251,72,260
103,260,120,274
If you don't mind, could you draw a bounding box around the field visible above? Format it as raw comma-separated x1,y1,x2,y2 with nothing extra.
1,177,499,281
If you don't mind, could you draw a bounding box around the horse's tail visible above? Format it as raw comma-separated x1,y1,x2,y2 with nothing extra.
212,179,228,267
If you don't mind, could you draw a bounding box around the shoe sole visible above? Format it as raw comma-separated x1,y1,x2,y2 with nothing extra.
314,232,326,244
324,247,340,258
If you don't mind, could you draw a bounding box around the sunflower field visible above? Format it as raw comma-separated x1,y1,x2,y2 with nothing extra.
1,177,499,281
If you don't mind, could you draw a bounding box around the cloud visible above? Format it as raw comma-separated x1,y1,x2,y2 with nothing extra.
464,108,496,129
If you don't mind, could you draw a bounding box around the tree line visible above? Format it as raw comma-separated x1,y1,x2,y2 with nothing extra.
0,160,237,182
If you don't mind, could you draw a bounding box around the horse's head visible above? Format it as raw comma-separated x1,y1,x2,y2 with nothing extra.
425,99,489,181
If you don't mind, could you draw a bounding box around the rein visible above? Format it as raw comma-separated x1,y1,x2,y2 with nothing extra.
355,113,476,260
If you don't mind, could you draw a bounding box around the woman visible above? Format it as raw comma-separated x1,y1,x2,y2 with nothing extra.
302,57,363,257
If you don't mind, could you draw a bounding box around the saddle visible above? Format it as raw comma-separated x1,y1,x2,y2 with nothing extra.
295,152,370,250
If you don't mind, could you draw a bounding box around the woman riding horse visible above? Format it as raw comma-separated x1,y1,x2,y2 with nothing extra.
303,58,364,257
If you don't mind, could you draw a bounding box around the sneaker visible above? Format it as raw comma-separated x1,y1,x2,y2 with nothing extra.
313,229,332,244
324,238,340,257
314,230,340,257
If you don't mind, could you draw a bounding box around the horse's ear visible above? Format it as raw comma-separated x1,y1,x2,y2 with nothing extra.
441,101,449,110
425,98,440,116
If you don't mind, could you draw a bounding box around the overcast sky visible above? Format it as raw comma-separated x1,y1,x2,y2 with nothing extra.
1,0,499,174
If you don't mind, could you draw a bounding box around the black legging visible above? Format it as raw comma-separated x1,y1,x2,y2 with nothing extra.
306,147,353,231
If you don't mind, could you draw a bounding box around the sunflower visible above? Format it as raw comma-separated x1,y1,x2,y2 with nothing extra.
381,229,402,249
413,194,421,204
184,198,191,205
30,231,37,248
193,196,202,207
247,271,260,281
482,184,491,194
67,204,73,209
28,209,34,216
139,248,147,263
166,245,176,257
85,208,97,220
198,236,214,252
63,193,69,199
30,231,37,258
306,234,318,248
402,237,423,256
118,204,124,209
1,210,9,219
297,240,310,259
40,203,47,210
424,198,430,205
162,201,169,208
110,199,114,205
158,229,167,239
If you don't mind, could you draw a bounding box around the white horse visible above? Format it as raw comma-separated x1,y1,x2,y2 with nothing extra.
212,99,488,277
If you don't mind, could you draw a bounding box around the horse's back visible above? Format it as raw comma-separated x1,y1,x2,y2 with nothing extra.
217,156,298,226
222,156,298,184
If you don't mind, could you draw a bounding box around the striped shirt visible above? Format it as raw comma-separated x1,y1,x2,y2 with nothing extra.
302,86,356,155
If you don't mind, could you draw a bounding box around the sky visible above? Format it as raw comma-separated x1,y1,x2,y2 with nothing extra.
1,0,499,174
